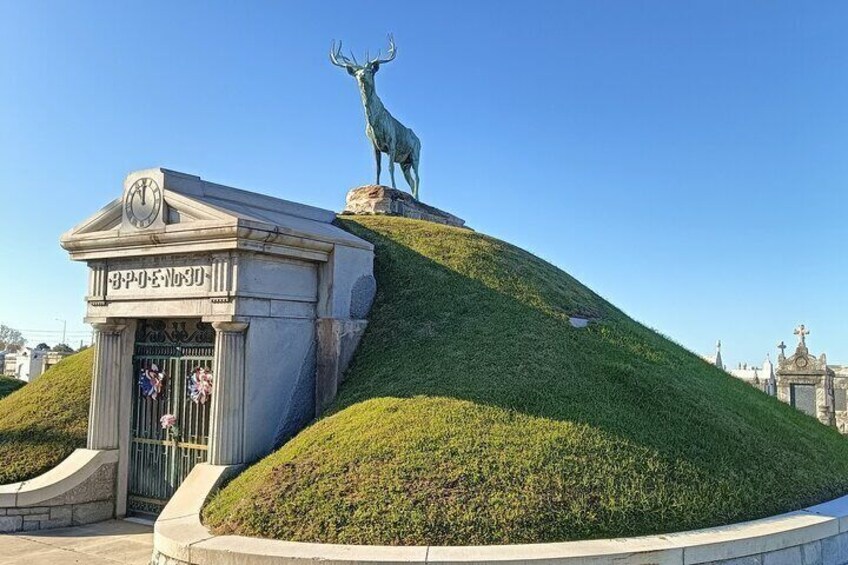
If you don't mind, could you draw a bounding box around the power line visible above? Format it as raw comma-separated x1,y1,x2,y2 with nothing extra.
18,329,91,333
18,327,93,346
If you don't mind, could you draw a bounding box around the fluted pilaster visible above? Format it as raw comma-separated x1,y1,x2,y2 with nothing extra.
87,322,126,450
208,321,249,465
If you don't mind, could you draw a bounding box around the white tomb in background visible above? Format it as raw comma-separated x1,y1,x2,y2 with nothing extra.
0,168,375,523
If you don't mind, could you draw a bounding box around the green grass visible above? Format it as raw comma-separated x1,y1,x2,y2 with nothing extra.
0,348,93,484
203,216,848,545
0,375,25,399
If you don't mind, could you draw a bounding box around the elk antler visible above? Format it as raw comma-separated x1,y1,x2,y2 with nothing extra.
369,34,396,65
330,40,359,69
331,35,397,69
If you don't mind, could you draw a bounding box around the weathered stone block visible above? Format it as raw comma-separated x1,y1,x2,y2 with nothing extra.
316,318,368,415
763,545,803,565
72,500,113,525
6,506,49,516
704,556,762,565
21,520,41,532
803,540,824,565
823,532,848,565
39,516,73,530
349,275,376,319
0,515,23,532
47,462,116,506
50,506,72,521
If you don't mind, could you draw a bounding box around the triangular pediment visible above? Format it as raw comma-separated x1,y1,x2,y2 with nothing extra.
62,190,239,243
61,167,372,261
162,191,237,225
65,199,123,235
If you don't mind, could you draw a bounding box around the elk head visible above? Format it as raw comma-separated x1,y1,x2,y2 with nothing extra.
330,35,396,91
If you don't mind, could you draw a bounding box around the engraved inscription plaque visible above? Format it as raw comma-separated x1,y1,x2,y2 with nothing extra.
94,256,215,301
108,266,208,292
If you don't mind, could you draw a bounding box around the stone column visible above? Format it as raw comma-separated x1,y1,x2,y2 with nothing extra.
208,321,249,465
87,322,127,450
817,376,835,427
777,385,789,404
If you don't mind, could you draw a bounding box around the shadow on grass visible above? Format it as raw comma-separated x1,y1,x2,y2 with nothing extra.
0,376,26,400
334,219,848,501
201,217,848,544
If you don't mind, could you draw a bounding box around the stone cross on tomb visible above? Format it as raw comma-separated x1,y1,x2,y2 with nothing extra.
777,341,787,359
794,324,810,347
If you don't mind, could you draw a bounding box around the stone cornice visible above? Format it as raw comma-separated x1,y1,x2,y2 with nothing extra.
61,219,370,263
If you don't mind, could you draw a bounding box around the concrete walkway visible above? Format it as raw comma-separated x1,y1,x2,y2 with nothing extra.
0,520,153,564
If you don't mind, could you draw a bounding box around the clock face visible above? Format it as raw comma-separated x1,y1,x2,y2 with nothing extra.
125,178,162,229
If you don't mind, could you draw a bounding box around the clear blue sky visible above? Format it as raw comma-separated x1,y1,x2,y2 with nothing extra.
1,1,846,367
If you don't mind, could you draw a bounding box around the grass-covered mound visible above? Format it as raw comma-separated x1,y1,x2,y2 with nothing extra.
203,216,848,545
0,375,25,399
0,348,92,484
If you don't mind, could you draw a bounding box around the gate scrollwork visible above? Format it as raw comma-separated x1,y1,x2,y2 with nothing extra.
135,319,215,345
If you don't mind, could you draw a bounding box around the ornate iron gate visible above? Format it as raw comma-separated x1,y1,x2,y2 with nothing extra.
128,319,215,517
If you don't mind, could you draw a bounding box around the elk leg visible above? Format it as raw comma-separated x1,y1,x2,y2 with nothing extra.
402,163,417,200
374,146,382,185
388,158,397,189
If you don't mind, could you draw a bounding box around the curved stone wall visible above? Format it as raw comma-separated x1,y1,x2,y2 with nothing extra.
0,449,117,533
154,463,848,565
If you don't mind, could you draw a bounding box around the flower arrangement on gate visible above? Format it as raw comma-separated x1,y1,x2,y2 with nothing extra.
160,413,179,440
187,367,213,405
138,364,165,400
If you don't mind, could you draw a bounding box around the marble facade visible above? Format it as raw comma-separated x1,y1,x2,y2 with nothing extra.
56,167,375,517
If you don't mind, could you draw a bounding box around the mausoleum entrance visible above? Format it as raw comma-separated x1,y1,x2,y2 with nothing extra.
128,318,215,517
57,168,375,525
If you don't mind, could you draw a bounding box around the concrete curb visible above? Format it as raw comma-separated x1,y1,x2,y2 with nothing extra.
153,463,848,564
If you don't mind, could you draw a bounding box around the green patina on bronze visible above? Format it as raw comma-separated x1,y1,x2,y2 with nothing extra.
331,36,422,200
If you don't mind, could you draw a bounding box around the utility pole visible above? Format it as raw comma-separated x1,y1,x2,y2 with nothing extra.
55,318,67,346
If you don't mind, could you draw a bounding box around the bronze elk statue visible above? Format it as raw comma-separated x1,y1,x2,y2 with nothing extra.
330,35,421,200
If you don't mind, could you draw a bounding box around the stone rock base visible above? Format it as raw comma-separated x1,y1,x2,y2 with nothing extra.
342,185,466,228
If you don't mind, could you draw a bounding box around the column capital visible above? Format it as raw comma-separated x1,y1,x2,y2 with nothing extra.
212,321,249,334
91,321,127,335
